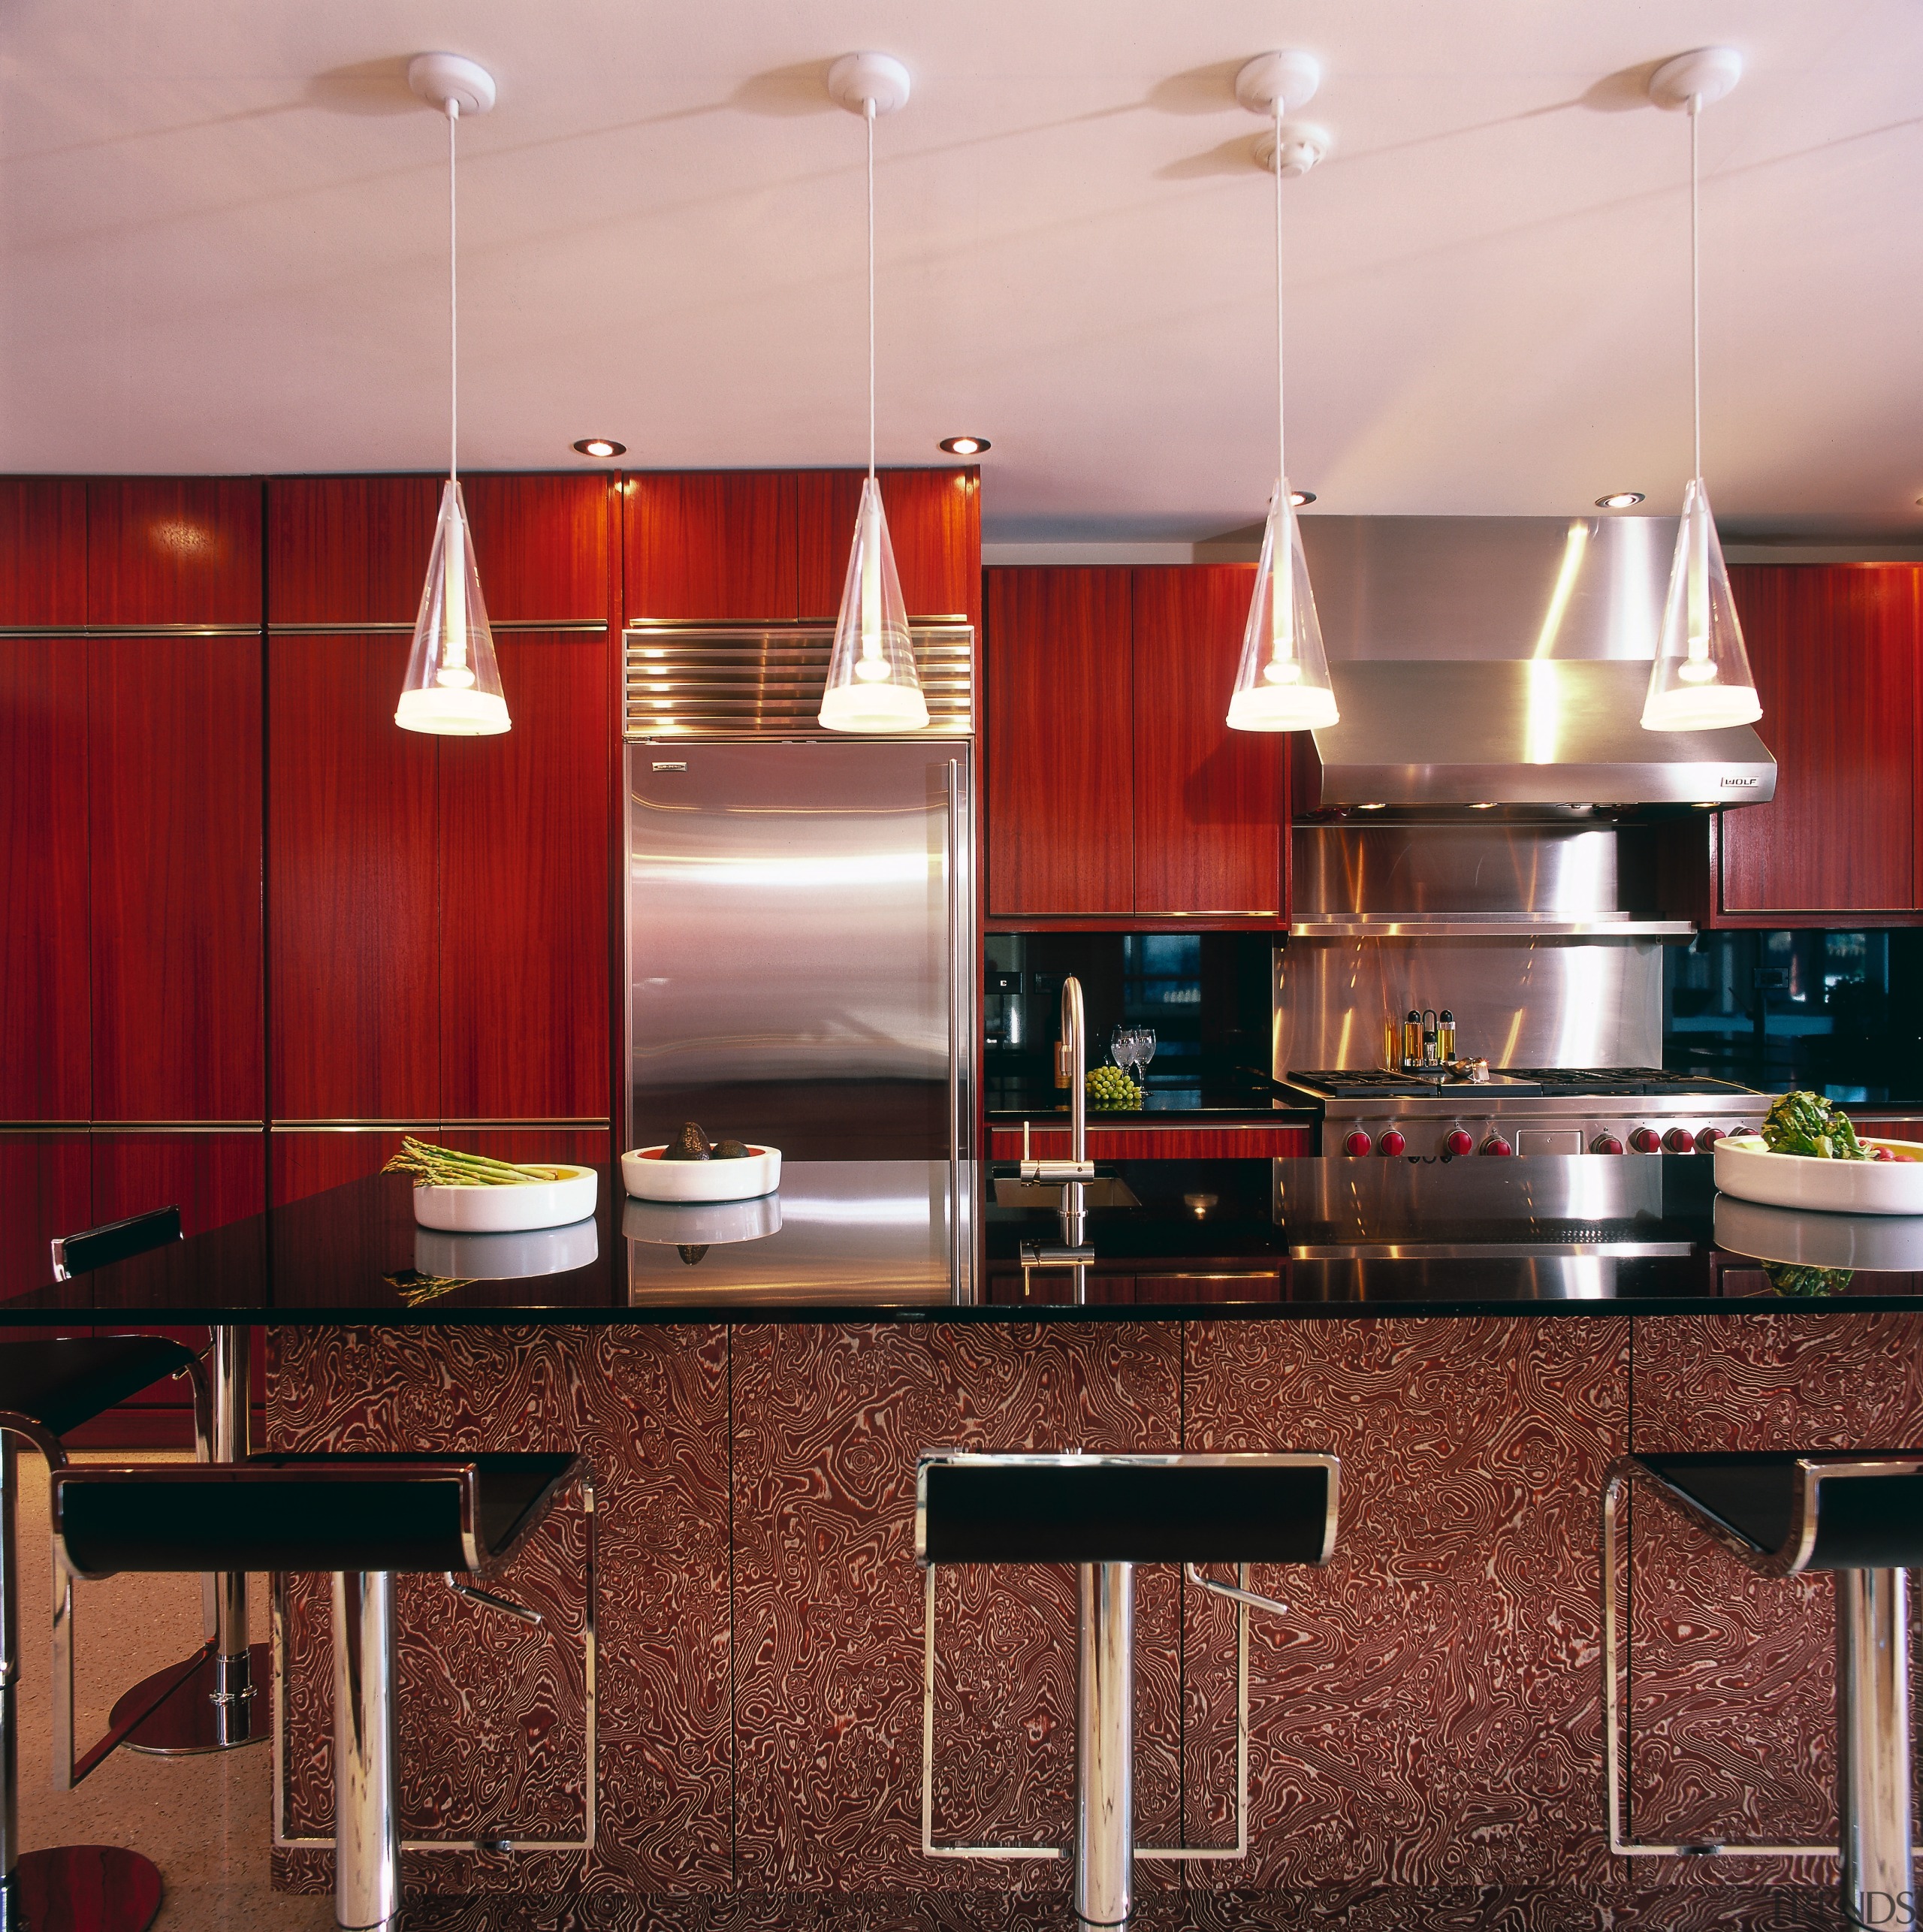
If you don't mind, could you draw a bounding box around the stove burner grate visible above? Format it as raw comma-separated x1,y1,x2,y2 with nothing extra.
1497,1067,1756,1098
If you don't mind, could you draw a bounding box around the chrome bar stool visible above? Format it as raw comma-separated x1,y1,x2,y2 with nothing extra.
1604,1451,1923,1927
0,1324,211,1932
51,1454,595,1932
52,1206,267,1754
916,1450,1339,1927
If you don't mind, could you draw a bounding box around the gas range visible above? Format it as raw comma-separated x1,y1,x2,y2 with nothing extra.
1281,1067,1767,1160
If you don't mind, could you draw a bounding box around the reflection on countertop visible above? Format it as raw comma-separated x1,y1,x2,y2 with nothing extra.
626,1160,958,1306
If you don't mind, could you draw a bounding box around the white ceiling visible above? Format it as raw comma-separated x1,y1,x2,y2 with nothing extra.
4,1,1920,542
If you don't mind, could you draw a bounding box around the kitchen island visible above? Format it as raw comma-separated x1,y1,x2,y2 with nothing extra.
13,1165,1918,1919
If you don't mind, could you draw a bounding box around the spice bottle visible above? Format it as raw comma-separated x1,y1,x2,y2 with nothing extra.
1421,1009,1438,1066
1401,1010,1422,1065
1438,1010,1457,1061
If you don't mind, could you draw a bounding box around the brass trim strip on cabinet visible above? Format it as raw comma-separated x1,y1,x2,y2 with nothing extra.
270,1119,611,1132
0,625,262,638
267,620,611,635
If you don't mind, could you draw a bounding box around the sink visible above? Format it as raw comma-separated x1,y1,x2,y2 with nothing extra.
993,1176,1141,1209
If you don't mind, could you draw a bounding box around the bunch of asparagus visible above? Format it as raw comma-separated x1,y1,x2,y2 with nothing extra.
1759,1091,1870,1162
381,1137,569,1187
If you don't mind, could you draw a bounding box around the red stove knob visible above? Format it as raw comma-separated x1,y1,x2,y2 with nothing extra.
1590,1134,1625,1155
1481,1134,1514,1157
1629,1127,1662,1153
1695,1127,1726,1152
1444,1129,1475,1157
1378,1129,1407,1157
1342,1130,1372,1158
1664,1128,1696,1153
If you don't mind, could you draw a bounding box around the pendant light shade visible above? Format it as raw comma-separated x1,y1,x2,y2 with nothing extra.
820,475,928,732
1227,485,1337,732
1641,477,1758,730
396,479,509,735
1640,48,1758,735
398,52,508,738
1227,53,1335,735
819,53,926,735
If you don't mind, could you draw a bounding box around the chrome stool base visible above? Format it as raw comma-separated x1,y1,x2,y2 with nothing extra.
5,1846,162,1932
111,1643,270,1755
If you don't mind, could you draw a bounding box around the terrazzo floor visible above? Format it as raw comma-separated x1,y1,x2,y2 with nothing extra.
14,1451,331,1930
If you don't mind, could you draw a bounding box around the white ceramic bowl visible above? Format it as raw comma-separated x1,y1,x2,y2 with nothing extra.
1713,1134,1923,1217
621,1146,781,1203
414,1219,599,1280
409,1165,599,1233
622,1194,783,1247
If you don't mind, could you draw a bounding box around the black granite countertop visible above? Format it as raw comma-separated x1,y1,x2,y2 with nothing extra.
6,1158,1921,1324
986,1071,1317,1125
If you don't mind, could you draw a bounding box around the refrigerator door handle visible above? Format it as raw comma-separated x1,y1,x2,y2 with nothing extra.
943,758,964,1302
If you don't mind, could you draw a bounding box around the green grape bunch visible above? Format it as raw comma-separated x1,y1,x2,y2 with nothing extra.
1087,1064,1143,1111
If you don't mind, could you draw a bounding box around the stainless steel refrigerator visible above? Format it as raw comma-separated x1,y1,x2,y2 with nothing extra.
622,622,976,1288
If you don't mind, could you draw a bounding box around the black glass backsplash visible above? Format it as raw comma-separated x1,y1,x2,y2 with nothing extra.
1665,929,1923,1108
984,931,1277,1104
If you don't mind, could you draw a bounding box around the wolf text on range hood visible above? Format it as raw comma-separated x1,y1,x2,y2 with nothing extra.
1291,517,1776,811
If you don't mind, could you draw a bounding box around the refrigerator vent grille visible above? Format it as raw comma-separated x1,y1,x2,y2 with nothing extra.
623,624,973,738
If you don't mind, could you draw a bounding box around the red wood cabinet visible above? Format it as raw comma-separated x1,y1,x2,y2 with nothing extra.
267,476,440,626
624,472,798,621
987,1126,1309,1159
985,566,1288,923
0,480,85,624
439,635,611,1122
795,469,981,625
1131,567,1283,916
90,1131,267,1236
1718,566,1920,919
985,569,1134,916
460,474,613,623
89,635,263,1121
87,478,261,627
0,639,90,1118
0,1135,91,1298
268,635,439,1122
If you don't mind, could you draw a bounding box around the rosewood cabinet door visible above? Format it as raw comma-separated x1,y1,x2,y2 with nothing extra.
89,635,264,1123
462,472,613,623
0,480,85,625
796,469,981,626
438,634,612,1123
1720,565,1920,916
267,476,440,627
984,568,1134,916
87,478,261,627
267,635,439,1124
624,472,799,620
0,639,90,1119
1130,566,1285,918
0,1134,91,1299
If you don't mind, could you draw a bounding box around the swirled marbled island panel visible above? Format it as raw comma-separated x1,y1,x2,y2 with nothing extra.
1616,1311,1923,1893
729,1321,1184,1897
267,1324,731,1896
1182,1315,1630,1892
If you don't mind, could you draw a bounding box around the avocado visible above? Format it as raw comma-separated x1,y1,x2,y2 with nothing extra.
662,1121,711,1161
712,1139,750,1160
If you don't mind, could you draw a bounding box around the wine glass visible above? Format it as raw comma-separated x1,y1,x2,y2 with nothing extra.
1109,1024,1129,1073
1134,1028,1158,1085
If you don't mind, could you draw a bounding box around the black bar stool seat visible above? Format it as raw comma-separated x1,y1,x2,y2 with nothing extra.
51,1453,592,1932
54,1453,581,1577
916,1451,1339,1927
0,1337,200,1446
1605,1448,1923,1928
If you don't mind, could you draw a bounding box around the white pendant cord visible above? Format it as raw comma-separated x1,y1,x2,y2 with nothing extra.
446,98,460,485
866,97,877,481
1273,101,1286,497
1689,94,1701,485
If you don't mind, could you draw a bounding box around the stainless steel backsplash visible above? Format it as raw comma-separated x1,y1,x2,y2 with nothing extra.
1293,823,1621,917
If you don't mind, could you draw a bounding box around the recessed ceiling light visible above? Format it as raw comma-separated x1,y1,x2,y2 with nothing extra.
572,438,626,458
1595,491,1646,509
1289,488,1317,507
940,436,989,455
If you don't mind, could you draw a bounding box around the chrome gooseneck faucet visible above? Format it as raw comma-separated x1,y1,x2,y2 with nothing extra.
1019,975,1097,1266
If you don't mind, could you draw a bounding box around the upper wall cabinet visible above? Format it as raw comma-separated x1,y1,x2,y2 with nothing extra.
0,480,85,625
89,478,261,626
985,565,1288,925
268,474,612,626
626,467,980,626
1713,565,1921,923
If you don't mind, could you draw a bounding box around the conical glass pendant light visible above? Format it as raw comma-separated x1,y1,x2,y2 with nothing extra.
820,53,927,735
1227,57,1336,734
1641,50,1758,733
397,54,509,738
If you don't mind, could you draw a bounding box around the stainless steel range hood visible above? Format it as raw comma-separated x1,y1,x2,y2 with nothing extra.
1294,517,1776,811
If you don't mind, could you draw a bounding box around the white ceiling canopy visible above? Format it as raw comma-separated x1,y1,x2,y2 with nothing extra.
3,0,1919,542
